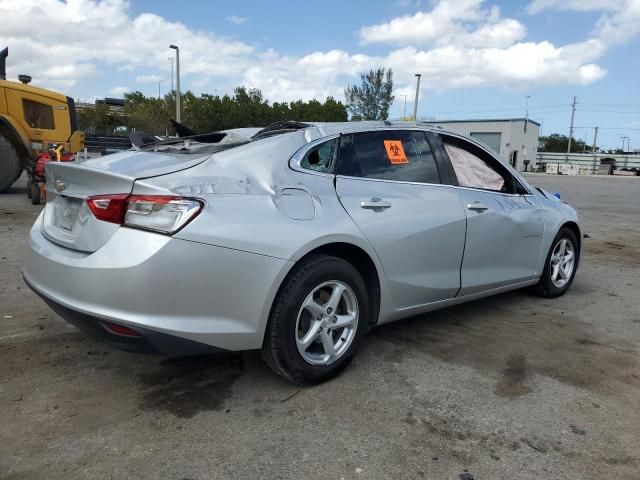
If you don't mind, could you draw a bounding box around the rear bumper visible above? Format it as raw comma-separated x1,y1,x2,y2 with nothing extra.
23,212,293,352
27,278,223,356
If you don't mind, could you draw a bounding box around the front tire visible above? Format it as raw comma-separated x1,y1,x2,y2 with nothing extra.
535,227,578,298
261,254,370,385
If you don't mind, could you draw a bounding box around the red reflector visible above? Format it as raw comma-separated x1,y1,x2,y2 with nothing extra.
103,321,141,337
86,194,129,224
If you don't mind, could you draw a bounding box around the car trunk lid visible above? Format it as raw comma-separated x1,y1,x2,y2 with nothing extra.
42,150,210,252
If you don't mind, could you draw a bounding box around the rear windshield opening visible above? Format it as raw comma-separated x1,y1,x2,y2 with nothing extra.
251,121,310,140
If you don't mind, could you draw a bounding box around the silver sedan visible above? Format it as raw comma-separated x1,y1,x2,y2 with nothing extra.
24,121,581,384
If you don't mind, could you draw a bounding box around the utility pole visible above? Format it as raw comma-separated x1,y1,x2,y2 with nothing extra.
524,95,530,132
591,126,598,175
583,131,588,153
567,96,576,153
158,80,161,99
169,45,180,123
413,74,422,121
621,136,629,153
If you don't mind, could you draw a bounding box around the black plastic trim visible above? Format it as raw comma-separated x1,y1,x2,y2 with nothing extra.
66,96,78,133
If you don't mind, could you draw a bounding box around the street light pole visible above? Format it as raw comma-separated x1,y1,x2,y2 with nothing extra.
413,74,422,121
400,94,407,119
168,57,174,92
169,45,180,123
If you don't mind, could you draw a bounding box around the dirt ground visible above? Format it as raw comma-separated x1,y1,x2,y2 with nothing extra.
0,173,638,480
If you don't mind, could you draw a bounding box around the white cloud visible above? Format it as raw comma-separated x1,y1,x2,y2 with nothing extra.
526,0,627,14
136,74,163,84
392,0,422,7
225,15,248,25
359,0,526,48
527,0,640,44
0,0,634,103
0,0,254,90
108,86,130,96
382,40,606,92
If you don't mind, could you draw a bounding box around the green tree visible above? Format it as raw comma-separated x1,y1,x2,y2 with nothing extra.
539,133,592,153
79,87,349,136
344,68,394,120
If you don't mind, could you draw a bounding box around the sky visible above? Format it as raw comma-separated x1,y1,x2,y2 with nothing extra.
1,0,639,150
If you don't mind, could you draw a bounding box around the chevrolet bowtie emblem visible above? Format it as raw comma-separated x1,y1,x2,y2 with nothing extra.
54,180,66,193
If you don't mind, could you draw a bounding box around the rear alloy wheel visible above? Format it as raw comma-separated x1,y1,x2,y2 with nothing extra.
535,227,578,298
261,254,369,385
295,280,359,366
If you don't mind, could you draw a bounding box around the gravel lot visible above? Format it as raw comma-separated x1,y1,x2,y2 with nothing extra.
1,173,638,480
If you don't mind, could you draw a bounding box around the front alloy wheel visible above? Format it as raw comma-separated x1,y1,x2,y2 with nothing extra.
549,238,575,288
535,227,579,298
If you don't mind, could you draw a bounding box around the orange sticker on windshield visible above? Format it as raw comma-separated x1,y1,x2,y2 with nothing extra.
384,140,408,164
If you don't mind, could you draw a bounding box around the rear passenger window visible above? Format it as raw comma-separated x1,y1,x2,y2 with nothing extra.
300,138,338,174
337,131,440,184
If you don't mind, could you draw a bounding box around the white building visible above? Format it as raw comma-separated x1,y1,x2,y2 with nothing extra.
427,118,540,172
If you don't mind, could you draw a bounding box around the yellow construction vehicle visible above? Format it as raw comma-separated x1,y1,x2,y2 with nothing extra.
0,46,84,193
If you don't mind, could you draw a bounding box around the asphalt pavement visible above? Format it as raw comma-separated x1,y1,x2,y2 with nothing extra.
1,173,638,480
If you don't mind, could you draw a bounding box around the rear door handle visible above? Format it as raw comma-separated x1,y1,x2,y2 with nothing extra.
361,198,392,209
466,202,489,212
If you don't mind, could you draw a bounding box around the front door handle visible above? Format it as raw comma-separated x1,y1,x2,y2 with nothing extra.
361,198,392,209
466,202,489,212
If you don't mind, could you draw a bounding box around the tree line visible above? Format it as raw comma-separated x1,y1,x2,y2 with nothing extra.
538,134,628,154
78,87,349,136
77,68,396,135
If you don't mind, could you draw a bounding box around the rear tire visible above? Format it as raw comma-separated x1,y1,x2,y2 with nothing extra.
534,227,578,298
0,136,23,192
261,254,370,385
26,179,32,198
30,182,41,205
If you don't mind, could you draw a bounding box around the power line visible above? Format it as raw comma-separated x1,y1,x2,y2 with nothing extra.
574,126,640,130
427,103,570,115
579,103,640,107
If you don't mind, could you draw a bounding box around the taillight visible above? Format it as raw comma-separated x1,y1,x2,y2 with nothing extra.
86,194,203,234
124,196,202,234
86,194,129,224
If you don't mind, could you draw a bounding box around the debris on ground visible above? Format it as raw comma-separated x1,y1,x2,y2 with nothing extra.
570,425,586,436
